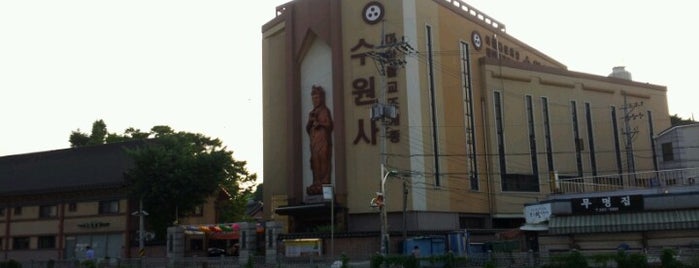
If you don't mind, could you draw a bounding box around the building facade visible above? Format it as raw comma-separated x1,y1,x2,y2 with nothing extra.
261,0,671,239
655,123,699,181
0,141,223,261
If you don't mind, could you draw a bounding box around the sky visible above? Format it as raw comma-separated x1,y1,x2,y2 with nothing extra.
1,1,696,182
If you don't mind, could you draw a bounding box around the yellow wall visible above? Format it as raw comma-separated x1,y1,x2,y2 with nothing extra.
262,0,671,226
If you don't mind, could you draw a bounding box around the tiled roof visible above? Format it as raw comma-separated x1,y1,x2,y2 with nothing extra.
0,140,147,196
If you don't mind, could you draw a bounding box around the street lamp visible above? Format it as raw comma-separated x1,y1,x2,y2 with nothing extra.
131,197,149,258
379,164,395,255
322,184,334,258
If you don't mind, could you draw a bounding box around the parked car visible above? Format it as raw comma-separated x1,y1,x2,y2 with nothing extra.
207,247,227,257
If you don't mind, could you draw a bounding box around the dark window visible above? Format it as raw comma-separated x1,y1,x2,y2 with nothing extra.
571,101,583,177
68,203,77,212
502,173,539,192
99,200,119,214
14,207,22,216
38,236,56,249
13,237,29,250
542,97,554,173
192,206,203,217
526,95,539,191
662,142,674,161
190,238,203,251
459,217,485,229
0,208,4,216
39,205,57,218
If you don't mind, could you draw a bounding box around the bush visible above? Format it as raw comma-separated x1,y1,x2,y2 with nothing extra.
0,260,22,268
543,251,589,268
660,248,684,268
340,253,349,268
80,260,96,268
370,254,383,268
615,251,648,268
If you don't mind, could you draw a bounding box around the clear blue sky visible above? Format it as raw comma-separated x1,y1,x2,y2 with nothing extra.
1,1,695,182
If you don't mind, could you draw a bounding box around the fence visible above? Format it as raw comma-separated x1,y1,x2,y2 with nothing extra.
555,167,699,194
5,249,699,267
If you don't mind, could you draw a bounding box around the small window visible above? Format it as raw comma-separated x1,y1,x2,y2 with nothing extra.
40,205,57,218
13,237,30,250
192,205,203,217
662,142,674,161
190,238,203,251
38,236,56,249
99,200,119,214
68,203,77,212
0,208,5,216
14,207,22,216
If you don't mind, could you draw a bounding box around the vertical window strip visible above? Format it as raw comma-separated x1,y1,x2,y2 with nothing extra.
460,41,478,191
494,91,507,189
526,95,539,192
571,101,583,177
542,97,554,173
647,110,658,171
611,107,623,178
585,103,598,176
426,25,441,186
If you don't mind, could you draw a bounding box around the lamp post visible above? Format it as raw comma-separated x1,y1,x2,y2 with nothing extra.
322,184,334,258
131,198,149,258
380,164,394,255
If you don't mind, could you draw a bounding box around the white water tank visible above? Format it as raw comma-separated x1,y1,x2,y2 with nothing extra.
609,66,632,80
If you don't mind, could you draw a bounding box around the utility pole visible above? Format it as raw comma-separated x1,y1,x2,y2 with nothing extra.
402,180,408,242
621,94,644,179
367,34,416,255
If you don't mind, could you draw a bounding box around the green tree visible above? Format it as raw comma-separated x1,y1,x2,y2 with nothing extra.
70,120,257,235
252,184,263,201
671,114,696,127
69,120,109,147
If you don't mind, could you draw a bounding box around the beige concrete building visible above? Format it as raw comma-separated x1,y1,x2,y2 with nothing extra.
261,0,671,239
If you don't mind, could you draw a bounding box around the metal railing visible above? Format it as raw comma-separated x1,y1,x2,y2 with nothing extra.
553,167,699,194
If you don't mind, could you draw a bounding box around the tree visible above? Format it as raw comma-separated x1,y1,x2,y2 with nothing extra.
69,119,108,147
670,114,696,126
70,120,257,235
252,184,263,201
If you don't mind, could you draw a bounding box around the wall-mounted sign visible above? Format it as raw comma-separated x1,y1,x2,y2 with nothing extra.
471,31,482,50
77,221,110,229
524,203,551,224
284,238,322,257
362,1,384,25
571,195,643,214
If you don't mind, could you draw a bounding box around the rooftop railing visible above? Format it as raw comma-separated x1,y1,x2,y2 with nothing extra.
552,167,699,194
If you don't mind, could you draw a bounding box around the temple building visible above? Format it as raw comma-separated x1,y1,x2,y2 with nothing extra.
261,0,672,248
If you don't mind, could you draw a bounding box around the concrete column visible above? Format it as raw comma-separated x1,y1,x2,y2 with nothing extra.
265,221,283,264
237,222,257,265
166,226,185,259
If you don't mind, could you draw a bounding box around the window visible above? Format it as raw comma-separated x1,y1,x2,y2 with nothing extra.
13,237,29,250
0,208,4,216
190,238,203,251
192,205,203,217
14,207,22,216
502,173,539,192
39,205,57,218
38,236,56,249
68,203,77,212
99,200,119,214
662,142,674,161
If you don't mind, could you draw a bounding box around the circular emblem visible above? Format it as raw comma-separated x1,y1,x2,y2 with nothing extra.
362,1,384,25
471,31,482,50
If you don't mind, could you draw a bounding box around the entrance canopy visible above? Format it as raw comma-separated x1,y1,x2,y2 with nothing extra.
549,209,699,234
